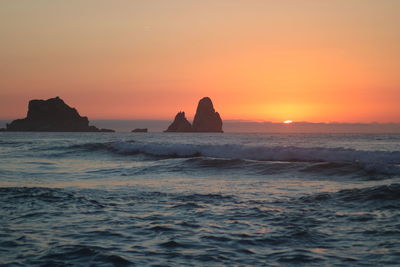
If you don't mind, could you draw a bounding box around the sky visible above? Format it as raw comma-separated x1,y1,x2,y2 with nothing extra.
0,0,399,123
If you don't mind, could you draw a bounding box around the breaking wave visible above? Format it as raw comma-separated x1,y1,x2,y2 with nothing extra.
107,141,400,164
25,141,399,177
55,141,400,177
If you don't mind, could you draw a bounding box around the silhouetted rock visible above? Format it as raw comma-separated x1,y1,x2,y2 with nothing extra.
164,112,193,132
6,97,115,132
131,128,148,133
192,97,223,132
0,128,6,132
99,128,115,132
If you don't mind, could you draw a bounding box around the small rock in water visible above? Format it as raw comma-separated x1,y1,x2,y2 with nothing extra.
131,128,148,133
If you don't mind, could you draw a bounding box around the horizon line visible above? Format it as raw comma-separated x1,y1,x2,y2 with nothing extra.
1,118,400,125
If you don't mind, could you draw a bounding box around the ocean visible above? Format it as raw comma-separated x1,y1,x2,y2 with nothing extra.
1,132,400,266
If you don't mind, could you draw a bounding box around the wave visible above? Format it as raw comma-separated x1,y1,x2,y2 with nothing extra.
299,161,400,177
43,139,399,165
0,140,33,146
36,245,133,266
107,141,399,163
336,183,400,202
0,187,106,209
301,183,400,205
42,141,400,177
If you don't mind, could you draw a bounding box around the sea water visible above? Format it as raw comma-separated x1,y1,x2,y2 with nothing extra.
0,132,399,266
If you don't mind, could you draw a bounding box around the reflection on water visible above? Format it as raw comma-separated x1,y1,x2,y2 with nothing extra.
1,182,400,266
1,132,400,265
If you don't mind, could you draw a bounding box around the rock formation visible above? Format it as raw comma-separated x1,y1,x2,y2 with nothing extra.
164,97,223,133
6,97,115,132
192,97,223,132
131,128,148,133
98,128,115,132
164,112,193,132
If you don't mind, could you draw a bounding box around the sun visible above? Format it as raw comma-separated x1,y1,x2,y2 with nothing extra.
283,120,293,124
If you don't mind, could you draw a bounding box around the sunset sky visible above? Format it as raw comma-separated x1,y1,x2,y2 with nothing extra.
1,0,399,122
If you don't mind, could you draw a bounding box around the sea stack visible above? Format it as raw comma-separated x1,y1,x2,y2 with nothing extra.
164,112,193,132
164,97,223,133
131,128,148,133
192,97,223,132
6,97,114,132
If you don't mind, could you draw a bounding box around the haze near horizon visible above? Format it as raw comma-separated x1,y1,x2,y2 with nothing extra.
1,1,399,123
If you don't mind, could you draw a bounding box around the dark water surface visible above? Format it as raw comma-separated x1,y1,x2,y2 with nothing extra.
1,132,400,266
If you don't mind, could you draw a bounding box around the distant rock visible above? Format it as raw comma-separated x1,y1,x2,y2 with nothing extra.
164,97,223,133
164,112,193,132
131,128,148,133
0,128,6,132
6,97,115,132
99,128,115,132
192,97,223,132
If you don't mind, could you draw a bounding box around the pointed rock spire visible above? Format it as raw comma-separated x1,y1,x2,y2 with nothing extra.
164,112,193,132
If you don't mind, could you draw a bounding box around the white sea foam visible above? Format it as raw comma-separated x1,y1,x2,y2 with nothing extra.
110,141,400,165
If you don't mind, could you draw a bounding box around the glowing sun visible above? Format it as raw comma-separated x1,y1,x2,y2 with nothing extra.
283,120,293,124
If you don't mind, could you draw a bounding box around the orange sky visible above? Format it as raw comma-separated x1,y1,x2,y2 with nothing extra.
1,0,399,122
